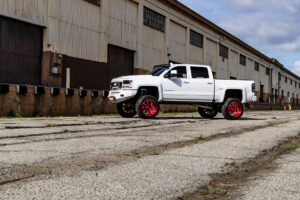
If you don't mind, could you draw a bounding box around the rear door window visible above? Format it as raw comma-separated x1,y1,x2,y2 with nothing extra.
191,67,209,78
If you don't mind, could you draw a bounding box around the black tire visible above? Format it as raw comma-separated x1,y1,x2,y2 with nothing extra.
135,95,160,119
117,101,136,118
198,107,218,119
221,98,244,120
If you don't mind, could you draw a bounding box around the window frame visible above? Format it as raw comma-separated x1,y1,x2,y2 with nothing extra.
164,66,187,79
190,66,209,79
190,30,203,48
240,54,246,66
266,67,270,76
254,62,259,71
84,0,100,6
219,44,228,58
143,7,166,32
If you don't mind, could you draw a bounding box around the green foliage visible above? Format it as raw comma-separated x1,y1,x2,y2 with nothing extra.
7,110,22,118
198,134,209,141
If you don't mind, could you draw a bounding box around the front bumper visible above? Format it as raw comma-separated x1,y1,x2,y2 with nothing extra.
107,89,137,103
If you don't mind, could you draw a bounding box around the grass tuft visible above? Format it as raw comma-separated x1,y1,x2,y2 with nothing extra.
267,122,277,127
285,144,300,152
198,134,209,141
7,110,22,118
46,123,58,127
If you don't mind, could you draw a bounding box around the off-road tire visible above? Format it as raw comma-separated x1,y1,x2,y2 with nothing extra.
135,95,160,119
117,101,136,118
221,98,244,120
198,107,218,119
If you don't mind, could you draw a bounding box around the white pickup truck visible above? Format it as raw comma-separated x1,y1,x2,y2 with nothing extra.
107,64,257,120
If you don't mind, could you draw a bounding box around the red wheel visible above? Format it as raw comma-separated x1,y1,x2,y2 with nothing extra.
136,95,160,119
228,101,242,118
141,99,158,117
222,98,244,120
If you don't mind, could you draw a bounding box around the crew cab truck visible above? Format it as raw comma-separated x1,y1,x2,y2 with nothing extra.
107,64,257,120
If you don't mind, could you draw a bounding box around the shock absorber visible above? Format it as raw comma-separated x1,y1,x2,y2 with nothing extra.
140,88,147,96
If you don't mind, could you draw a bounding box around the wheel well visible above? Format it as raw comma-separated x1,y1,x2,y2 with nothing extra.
137,87,159,99
224,90,242,101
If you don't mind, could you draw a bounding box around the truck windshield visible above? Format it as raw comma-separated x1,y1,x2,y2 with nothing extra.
148,65,170,76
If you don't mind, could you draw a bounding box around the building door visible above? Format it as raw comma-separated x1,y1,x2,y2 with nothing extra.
0,16,43,85
259,85,264,102
107,45,134,90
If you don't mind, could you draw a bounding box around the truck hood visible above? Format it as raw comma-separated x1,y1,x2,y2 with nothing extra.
111,75,158,82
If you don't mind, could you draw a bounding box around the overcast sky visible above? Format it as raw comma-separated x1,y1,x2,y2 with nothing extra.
178,0,300,76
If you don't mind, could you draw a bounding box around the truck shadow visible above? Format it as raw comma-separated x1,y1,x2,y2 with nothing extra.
155,117,263,120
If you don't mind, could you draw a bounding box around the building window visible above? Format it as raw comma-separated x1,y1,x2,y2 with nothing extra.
285,77,287,83
143,7,165,32
290,79,292,85
84,0,100,5
191,67,209,78
240,54,246,65
299,83,300,88
219,44,228,58
254,62,259,71
190,30,203,48
266,67,270,76
278,73,281,81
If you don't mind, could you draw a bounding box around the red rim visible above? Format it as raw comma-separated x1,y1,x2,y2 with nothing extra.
228,101,242,118
141,99,158,117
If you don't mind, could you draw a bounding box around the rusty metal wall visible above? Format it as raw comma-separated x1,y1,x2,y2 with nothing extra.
107,44,134,83
0,16,43,85
62,56,109,90
62,45,134,90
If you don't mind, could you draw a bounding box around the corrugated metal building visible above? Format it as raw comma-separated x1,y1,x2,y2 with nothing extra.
0,0,299,104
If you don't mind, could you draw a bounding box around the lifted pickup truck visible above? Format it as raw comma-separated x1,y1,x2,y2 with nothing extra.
108,64,257,120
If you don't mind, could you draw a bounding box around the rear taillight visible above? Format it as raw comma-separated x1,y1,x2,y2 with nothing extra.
252,83,256,92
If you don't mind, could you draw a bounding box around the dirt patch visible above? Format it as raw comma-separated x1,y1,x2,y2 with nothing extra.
178,133,300,200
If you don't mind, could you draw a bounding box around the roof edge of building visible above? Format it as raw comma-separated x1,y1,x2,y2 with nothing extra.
162,0,300,80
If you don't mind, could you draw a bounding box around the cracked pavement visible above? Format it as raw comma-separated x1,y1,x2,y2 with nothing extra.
0,111,299,199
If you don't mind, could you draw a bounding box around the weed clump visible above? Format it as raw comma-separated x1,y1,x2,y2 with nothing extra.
7,110,22,118
198,134,209,141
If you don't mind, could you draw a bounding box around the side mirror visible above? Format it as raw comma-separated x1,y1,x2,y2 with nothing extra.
165,70,178,78
171,70,177,76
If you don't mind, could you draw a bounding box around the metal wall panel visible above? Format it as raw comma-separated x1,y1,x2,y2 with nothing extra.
62,56,109,90
0,16,43,85
62,45,134,90
107,45,134,85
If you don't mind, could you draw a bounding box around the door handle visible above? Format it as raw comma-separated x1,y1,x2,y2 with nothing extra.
207,81,213,85
183,81,190,84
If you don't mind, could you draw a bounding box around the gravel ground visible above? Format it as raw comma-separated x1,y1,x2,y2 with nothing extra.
234,146,300,200
0,111,299,199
